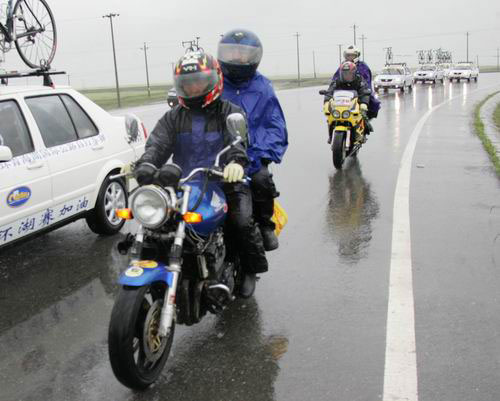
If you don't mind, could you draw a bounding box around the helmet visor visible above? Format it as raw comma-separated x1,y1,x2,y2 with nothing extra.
217,43,262,65
174,70,218,99
340,64,356,83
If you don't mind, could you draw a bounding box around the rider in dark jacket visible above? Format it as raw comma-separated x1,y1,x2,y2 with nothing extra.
217,29,288,252
134,51,267,298
324,61,373,142
333,45,381,119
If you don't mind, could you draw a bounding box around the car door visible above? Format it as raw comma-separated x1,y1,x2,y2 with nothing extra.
0,98,52,247
25,93,102,215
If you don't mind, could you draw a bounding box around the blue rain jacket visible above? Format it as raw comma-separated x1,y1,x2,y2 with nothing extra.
222,72,288,175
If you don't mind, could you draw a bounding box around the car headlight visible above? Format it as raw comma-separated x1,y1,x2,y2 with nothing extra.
341,110,351,119
130,185,174,229
333,110,341,119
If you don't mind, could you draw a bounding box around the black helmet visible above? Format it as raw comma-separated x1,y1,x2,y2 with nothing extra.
173,50,223,109
217,29,263,83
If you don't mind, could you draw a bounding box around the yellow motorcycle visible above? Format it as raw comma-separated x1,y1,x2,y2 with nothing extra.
319,89,367,169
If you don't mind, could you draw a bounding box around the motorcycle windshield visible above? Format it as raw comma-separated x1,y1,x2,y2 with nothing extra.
333,90,357,106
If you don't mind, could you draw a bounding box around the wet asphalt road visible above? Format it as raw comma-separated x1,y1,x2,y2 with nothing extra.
1,74,500,401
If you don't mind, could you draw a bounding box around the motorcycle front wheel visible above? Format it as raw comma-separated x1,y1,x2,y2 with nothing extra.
332,132,346,169
108,283,175,390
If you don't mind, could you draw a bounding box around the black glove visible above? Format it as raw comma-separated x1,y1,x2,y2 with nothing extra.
134,162,157,186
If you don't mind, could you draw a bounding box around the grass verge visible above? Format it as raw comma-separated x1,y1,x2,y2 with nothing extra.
493,102,500,131
473,92,500,177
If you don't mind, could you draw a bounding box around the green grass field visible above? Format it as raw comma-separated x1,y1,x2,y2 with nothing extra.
80,77,331,110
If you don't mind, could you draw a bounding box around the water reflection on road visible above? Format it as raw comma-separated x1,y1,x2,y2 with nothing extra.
324,159,379,265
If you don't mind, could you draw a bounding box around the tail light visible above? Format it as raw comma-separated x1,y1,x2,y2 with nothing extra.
141,122,148,139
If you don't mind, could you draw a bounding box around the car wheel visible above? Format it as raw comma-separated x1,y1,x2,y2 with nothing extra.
86,175,128,235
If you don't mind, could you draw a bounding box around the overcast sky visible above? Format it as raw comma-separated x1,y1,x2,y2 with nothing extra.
2,0,499,88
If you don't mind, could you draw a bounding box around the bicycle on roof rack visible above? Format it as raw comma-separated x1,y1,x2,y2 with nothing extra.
0,0,57,69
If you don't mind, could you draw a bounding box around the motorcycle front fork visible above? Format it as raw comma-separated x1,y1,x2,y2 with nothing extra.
158,186,191,337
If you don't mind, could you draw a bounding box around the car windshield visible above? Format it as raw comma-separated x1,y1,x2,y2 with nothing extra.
455,66,472,70
381,68,404,75
421,66,436,71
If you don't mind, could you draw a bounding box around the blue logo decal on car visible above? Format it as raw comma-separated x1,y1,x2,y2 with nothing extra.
7,187,31,207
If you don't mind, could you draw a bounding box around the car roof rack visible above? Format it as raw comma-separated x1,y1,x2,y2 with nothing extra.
0,67,66,87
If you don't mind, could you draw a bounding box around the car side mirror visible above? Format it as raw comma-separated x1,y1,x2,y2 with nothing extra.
125,114,139,143
0,145,13,162
226,113,247,143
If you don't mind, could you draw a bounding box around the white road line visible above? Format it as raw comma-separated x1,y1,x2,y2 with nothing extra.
383,84,500,401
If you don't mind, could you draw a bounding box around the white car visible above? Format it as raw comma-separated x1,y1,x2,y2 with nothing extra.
413,65,445,84
0,82,147,249
448,63,479,82
438,63,453,78
374,64,414,92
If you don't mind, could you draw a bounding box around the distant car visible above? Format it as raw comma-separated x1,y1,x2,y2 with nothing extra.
167,87,178,108
448,62,479,82
413,65,445,84
0,83,147,249
438,63,453,78
374,64,414,92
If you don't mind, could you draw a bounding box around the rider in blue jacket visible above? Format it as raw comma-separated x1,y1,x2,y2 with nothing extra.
218,29,288,252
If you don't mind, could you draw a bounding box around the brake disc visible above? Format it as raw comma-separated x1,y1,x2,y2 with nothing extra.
142,300,169,363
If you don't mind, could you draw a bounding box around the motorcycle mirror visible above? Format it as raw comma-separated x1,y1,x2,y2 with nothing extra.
226,113,247,142
318,90,327,95
0,145,12,162
125,114,139,143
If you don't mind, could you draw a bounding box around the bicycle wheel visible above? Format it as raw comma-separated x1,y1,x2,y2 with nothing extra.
13,0,57,69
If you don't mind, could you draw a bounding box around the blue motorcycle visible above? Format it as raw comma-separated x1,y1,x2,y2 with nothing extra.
108,114,248,389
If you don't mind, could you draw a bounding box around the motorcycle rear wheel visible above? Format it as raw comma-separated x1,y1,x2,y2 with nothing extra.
332,132,346,169
108,283,175,390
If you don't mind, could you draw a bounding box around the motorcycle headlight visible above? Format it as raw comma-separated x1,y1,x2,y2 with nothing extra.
341,110,351,119
333,110,341,119
130,185,174,229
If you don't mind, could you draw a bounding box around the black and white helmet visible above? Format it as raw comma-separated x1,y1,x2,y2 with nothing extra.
343,45,361,63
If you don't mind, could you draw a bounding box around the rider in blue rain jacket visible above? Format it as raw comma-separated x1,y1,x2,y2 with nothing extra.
218,29,288,252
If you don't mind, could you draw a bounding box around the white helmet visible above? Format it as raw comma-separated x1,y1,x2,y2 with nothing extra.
343,45,360,63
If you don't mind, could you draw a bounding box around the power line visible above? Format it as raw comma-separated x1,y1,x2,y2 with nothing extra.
294,32,301,86
140,42,151,97
102,13,121,108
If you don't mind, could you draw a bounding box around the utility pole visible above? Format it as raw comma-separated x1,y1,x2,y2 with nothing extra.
352,24,357,45
476,54,479,68
312,50,317,79
102,13,121,108
359,34,366,61
338,44,342,65
140,42,151,97
497,48,499,72
466,31,469,63
294,32,300,86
